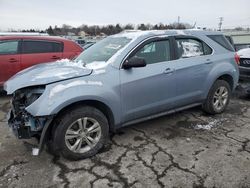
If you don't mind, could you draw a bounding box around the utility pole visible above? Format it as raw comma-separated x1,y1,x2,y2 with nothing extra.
178,16,180,24
218,17,224,31
192,22,197,29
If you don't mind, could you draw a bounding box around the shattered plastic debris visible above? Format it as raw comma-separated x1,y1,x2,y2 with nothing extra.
32,148,39,156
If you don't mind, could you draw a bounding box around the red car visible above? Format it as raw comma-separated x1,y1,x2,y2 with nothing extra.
0,36,83,87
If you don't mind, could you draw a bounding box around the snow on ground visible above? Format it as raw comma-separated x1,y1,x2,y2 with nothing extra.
194,119,225,130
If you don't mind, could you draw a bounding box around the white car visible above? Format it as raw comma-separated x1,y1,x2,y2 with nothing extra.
238,48,250,58
238,48,250,79
237,48,250,94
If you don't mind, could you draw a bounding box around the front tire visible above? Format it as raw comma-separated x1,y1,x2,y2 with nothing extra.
51,106,109,160
202,80,231,114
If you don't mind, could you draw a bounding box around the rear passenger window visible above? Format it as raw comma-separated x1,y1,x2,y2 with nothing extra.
207,35,235,52
176,38,212,58
22,40,63,54
131,40,171,64
0,40,19,55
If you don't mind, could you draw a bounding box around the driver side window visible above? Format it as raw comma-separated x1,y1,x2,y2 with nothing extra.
130,40,170,64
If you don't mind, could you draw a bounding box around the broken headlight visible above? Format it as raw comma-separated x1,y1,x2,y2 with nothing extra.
13,86,45,115
24,87,45,107
9,86,46,138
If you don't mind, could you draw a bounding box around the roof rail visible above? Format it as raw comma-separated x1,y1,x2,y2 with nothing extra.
0,32,49,36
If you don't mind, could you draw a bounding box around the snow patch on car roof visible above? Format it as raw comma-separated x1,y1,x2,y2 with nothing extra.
112,30,168,40
112,30,222,39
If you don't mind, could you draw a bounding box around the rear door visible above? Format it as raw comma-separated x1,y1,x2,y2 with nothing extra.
0,40,21,85
20,40,63,70
172,36,214,107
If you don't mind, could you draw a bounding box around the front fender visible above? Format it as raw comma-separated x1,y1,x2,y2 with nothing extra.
25,78,121,125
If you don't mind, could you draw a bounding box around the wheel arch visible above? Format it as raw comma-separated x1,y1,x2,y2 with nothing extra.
216,74,234,91
203,72,235,100
50,99,116,134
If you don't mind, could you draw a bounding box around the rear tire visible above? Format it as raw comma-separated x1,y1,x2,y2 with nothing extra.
49,105,109,160
202,80,231,114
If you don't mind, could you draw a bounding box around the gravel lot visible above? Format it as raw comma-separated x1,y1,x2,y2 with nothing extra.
0,92,250,188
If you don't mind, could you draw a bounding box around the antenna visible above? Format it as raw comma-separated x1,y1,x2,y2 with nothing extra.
218,17,224,31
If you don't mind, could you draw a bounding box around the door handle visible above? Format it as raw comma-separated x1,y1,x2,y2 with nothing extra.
9,58,18,63
163,68,174,74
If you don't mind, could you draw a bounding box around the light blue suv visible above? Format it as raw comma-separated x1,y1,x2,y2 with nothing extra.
5,30,239,160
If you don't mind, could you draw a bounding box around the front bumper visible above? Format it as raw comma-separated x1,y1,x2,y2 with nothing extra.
8,109,54,156
8,110,33,139
239,66,250,81
238,81,250,94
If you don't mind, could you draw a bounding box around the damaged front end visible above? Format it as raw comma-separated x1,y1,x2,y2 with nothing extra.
8,86,52,140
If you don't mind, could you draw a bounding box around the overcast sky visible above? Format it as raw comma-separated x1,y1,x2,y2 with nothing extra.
0,0,250,31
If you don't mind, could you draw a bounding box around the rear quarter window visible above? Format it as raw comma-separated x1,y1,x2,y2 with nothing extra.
176,38,212,58
207,35,235,52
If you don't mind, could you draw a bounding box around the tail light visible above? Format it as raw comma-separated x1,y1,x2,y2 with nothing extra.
234,53,240,65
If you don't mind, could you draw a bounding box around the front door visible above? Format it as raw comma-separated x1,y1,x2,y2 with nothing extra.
0,40,21,86
120,38,177,123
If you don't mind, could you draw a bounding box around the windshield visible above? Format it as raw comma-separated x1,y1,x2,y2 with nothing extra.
75,37,131,65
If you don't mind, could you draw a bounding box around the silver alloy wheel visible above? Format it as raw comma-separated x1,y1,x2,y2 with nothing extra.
213,86,229,111
65,117,102,153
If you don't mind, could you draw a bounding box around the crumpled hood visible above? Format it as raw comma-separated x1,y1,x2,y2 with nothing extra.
4,60,93,94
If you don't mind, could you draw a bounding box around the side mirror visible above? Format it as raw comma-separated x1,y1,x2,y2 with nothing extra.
123,57,147,69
